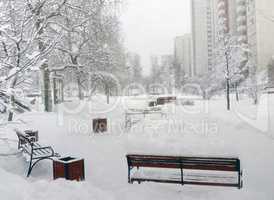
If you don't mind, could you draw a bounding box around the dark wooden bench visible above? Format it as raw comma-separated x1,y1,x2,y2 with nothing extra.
156,96,176,105
15,129,60,177
126,154,243,189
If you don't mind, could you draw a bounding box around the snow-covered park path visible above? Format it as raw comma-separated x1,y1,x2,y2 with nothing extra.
0,94,274,200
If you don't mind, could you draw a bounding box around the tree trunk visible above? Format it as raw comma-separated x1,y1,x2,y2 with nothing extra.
53,77,58,105
8,75,18,121
42,66,53,112
253,87,258,105
105,85,110,104
226,78,230,110
60,80,64,102
107,88,110,104
77,74,84,100
107,93,110,104
251,72,258,105
225,52,230,111
53,78,64,104
7,95,14,121
235,83,239,102
35,16,53,112
202,90,207,100
71,56,83,100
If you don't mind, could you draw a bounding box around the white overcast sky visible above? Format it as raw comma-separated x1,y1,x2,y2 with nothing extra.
120,0,191,75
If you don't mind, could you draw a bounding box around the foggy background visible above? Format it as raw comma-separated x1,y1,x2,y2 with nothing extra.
121,0,191,75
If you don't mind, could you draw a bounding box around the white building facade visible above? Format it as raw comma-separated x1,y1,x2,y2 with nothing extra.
191,0,274,82
191,0,215,77
174,34,193,78
215,0,274,72
246,0,274,72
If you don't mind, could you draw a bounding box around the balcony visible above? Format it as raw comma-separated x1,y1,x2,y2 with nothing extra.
237,16,247,24
218,10,226,17
217,1,225,10
238,35,248,43
237,25,247,34
237,6,246,15
236,0,246,6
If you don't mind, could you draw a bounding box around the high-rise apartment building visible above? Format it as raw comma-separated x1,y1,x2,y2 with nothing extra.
191,0,274,81
236,0,248,45
216,0,238,34
215,0,274,72
246,0,274,72
174,34,193,85
216,0,248,66
191,0,215,77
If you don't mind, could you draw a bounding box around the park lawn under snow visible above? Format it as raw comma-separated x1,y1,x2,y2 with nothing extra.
0,94,274,200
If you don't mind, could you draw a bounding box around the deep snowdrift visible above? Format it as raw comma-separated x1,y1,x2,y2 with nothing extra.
0,94,273,200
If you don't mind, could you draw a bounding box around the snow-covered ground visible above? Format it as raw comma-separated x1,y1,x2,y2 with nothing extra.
0,94,274,200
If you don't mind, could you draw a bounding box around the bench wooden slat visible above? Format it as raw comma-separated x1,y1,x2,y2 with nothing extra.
126,154,242,189
129,162,237,171
33,143,51,155
129,154,239,162
129,158,238,165
131,178,181,184
183,181,239,188
128,155,239,172
32,145,43,156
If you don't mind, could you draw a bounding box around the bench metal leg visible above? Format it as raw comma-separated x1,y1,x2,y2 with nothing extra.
238,170,243,189
27,152,34,177
27,158,53,177
27,159,33,177
180,168,184,186
128,166,132,183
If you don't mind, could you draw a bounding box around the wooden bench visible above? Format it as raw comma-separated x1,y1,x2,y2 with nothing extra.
156,96,176,105
15,129,60,177
126,154,243,189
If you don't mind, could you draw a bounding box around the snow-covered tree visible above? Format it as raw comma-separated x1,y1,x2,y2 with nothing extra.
215,17,247,110
244,54,258,104
0,0,125,115
90,71,119,104
48,0,125,100
267,57,274,87
0,0,62,119
26,0,67,112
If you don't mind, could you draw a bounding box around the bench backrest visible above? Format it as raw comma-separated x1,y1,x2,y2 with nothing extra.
15,129,32,146
127,155,182,168
127,155,240,172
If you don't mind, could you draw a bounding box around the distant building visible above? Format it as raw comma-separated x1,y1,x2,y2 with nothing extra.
150,55,160,83
215,0,248,66
174,34,193,86
214,0,274,73
191,0,215,77
150,55,175,92
268,58,274,87
161,55,174,69
190,0,274,87
236,0,248,45
160,55,175,91
126,52,142,82
216,0,238,34
246,0,274,72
